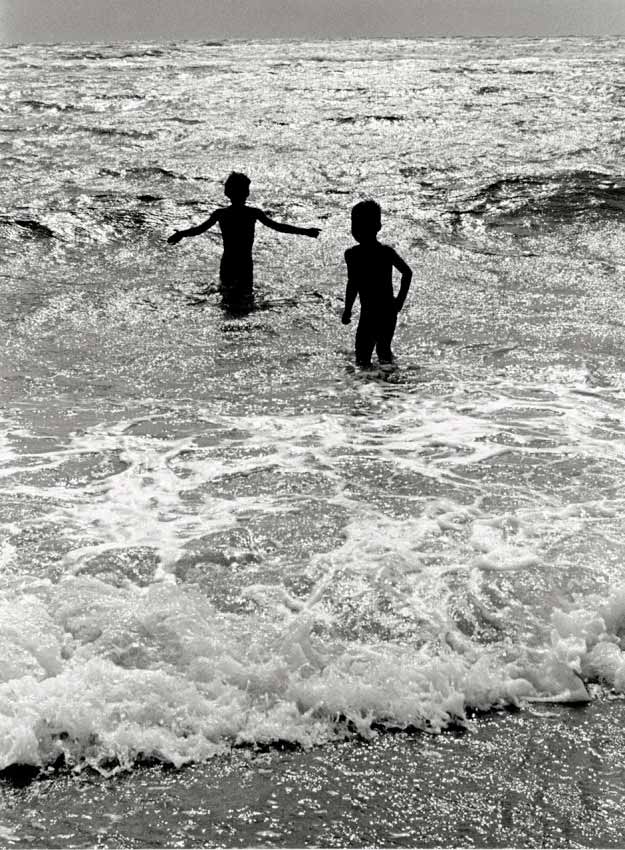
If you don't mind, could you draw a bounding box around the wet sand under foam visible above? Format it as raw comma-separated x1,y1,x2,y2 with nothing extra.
3,701,625,848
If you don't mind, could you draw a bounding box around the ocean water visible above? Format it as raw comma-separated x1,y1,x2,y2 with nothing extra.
2,35,625,845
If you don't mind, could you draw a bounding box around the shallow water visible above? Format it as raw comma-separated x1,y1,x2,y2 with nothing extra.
4,703,625,848
2,35,625,845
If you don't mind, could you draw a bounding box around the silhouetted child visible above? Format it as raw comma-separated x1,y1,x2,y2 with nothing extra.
342,200,412,368
168,172,320,314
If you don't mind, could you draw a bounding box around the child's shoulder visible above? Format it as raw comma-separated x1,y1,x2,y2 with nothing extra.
345,241,395,260
219,205,261,223
380,242,404,263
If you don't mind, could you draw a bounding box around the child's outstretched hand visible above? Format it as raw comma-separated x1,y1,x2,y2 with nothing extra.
167,231,182,245
307,228,321,238
341,310,351,325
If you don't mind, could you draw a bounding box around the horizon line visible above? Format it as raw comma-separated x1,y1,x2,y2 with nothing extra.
2,32,625,47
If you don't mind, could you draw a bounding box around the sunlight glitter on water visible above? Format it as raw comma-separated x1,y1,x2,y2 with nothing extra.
2,37,625,775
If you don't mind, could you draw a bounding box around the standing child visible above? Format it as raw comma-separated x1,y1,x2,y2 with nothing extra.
168,172,320,314
342,200,412,368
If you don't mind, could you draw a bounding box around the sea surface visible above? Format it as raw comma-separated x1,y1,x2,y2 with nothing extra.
2,36,625,846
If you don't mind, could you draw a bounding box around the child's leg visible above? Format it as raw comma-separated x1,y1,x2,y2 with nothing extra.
355,314,376,367
375,309,397,363
219,259,254,315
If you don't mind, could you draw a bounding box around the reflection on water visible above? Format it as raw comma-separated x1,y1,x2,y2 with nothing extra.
1,38,625,795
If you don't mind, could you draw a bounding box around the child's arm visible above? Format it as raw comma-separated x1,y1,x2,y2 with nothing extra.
342,251,358,324
167,210,220,244
256,210,320,238
391,250,412,312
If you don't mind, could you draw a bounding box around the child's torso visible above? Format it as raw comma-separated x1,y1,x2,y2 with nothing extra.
347,242,395,309
218,206,259,259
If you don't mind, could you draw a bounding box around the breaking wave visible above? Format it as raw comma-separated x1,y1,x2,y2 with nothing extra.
449,171,625,228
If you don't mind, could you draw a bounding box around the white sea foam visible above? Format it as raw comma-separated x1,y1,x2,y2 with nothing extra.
4,564,625,773
0,575,530,772
1,376,625,772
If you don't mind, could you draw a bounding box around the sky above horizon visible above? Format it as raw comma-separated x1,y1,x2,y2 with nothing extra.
1,0,625,43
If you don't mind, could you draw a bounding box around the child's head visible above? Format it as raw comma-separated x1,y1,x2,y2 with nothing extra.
224,171,250,203
351,200,381,243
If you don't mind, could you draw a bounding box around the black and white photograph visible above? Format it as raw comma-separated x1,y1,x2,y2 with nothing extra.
2,1,625,846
